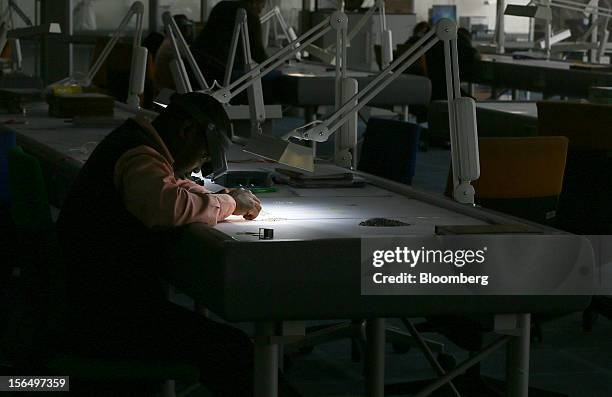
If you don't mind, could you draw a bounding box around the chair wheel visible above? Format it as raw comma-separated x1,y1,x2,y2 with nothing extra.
392,342,411,354
437,353,456,372
298,346,314,354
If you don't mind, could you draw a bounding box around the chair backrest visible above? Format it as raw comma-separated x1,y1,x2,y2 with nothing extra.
537,101,612,233
537,101,612,150
8,146,53,230
446,136,569,225
474,136,568,199
357,117,421,185
375,43,428,75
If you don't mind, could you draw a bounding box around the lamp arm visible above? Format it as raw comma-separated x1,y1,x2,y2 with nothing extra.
260,7,277,24
272,7,295,41
219,9,342,136
230,9,266,131
285,20,480,204
224,8,247,87
287,27,438,142
377,0,388,31
167,19,192,93
162,11,209,90
263,6,301,56
86,2,144,85
549,0,612,17
126,3,147,108
596,16,610,61
345,1,378,43
343,0,388,43
212,12,346,103
8,0,32,27
314,0,392,67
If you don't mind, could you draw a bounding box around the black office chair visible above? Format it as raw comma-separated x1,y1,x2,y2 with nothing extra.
537,101,612,331
358,117,421,185
3,146,205,396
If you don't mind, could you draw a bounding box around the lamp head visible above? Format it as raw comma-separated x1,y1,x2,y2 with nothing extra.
243,134,314,172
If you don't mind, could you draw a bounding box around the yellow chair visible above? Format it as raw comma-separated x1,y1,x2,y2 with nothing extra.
447,136,569,226
475,136,568,225
405,137,571,397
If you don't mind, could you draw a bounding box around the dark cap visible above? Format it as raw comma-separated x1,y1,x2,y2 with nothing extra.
173,14,193,27
166,92,232,180
166,92,231,136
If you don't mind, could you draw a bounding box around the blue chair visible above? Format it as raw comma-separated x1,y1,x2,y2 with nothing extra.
358,117,421,185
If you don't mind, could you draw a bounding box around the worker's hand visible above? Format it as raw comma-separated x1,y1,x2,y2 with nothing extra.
228,188,262,220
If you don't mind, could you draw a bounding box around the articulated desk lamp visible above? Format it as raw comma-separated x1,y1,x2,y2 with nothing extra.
161,9,283,136
284,19,481,204
504,0,612,62
306,0,394,69
51,1,148,111
577,0,612,62
0,0,61,73
260,5,302,60
161,8,352,175
213,8,353,174
161,11,210,94
164,12,479,204
216,17,480,204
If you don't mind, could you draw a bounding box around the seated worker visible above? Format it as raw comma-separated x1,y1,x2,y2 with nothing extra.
142,31,165,60
56,93,298,396
154,14,196,91
191,0,267,86
402,21,432,77
406,21,432,47
399,21,432,123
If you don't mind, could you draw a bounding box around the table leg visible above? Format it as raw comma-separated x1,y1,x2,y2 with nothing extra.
365,318,385,397
254,322,279,397
506,313,531,397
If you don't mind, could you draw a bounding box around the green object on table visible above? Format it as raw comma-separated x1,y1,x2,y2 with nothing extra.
249,187,278,194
